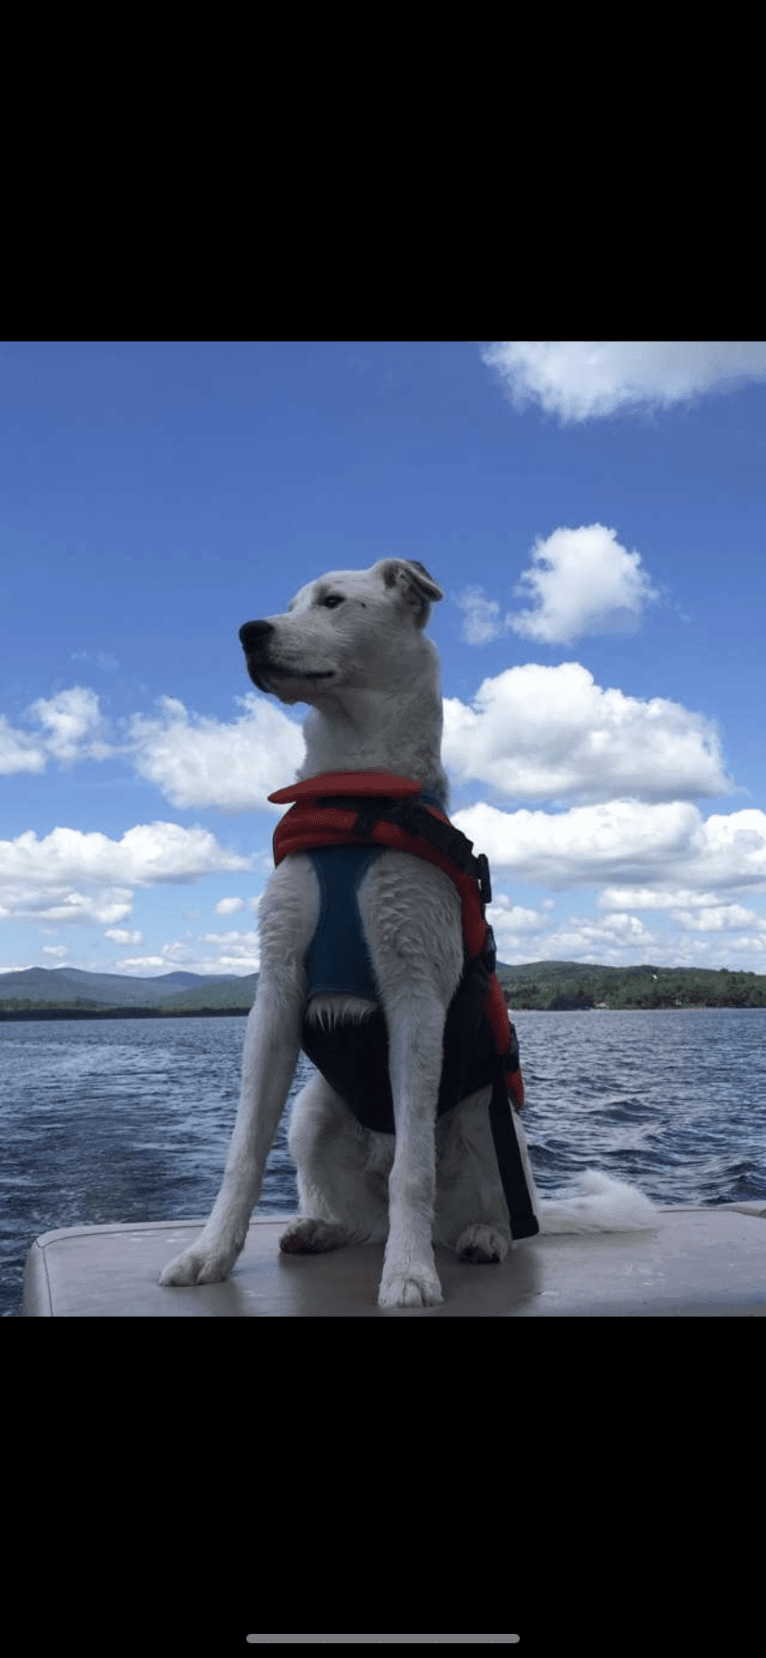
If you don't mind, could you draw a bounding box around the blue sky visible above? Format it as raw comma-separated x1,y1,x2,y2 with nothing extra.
2,339,766,978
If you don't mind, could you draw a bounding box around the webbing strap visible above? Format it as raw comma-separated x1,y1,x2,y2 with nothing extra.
488,1070,539,1238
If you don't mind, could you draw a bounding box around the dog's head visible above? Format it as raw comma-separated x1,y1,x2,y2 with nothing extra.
239,559,443,704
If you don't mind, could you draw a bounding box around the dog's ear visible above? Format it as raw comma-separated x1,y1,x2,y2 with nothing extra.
379,559,444,627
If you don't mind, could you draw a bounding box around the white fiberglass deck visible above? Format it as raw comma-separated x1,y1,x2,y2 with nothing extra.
21,1202,766,1316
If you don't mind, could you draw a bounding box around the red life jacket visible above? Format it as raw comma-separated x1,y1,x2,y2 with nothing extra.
270,771,538,1243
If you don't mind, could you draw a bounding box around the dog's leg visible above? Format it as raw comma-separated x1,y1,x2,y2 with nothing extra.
279,1070,391,1253
377,993,446,1307
358,854,464,1309
158,978,303,1284
159,858,316,1288
433,1088,514,1262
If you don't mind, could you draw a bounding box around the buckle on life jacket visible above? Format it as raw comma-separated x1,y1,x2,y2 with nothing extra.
476,852,492,906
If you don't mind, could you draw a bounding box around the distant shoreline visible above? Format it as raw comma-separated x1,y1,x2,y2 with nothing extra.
1,1001,765,1023
0,1005,253,1022
3,962,765,1018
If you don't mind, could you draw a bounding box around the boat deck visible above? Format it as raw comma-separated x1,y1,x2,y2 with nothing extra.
21,1202,766,1316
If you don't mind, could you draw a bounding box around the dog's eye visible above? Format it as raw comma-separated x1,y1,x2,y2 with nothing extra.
322,595,345,609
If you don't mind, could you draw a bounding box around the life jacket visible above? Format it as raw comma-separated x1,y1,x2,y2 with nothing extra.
270,771,539,1241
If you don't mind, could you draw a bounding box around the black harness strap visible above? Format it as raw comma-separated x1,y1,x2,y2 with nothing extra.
323,793,493,904
488,1071,539,1239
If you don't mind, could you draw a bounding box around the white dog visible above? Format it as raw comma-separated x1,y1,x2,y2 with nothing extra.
160,558,655,1309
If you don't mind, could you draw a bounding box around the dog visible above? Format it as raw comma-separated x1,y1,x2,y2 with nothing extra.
160,558,655,1308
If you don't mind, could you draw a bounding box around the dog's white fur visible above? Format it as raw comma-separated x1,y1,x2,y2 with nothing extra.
160,558,655,1308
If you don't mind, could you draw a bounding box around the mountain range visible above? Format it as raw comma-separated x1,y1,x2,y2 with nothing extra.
0,966,258,1011
1,959,763,1015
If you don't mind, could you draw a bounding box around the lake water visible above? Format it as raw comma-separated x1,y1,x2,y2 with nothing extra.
3,1008,765,1316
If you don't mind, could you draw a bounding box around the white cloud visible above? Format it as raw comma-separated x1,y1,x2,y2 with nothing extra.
452,799,766,896
456,587,503,645
0,716,46,775
104,928,144,944
71,649,119,671
1,684,304,805
458,526,658,645
108,939,206,974
127,693,304,810
487,895,543,932
1,687,113,774
470,875,764,968
596,886,766,943
511,525,659,643
480,341,766,423
689,809,766,890
487,898,658,970
669,904,766,933
117,932,261,977
214,896,261,919
539,912,655,958
0,822,252,925
41,944,68,958
199,928,258,948
443,663,730,804
197,930,261,972
598,886,724,911
27,687,113,763
486,894,766,970
486,895,558,963
726,935,766,959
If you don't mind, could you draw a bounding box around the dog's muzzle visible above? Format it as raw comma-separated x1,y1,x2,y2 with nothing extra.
239,619,275,691
239,619,336,692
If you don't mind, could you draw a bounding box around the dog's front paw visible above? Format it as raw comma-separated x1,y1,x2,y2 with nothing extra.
159,1235,240,1286
279,1217,352,1254
378,1266,444,1308
456,1223,509,1264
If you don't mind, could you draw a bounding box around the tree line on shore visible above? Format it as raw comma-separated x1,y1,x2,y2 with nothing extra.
499,964,766,1010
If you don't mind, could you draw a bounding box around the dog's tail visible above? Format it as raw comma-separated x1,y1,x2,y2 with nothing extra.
536,1171,658,1234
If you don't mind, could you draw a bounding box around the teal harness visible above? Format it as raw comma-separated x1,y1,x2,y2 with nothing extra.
305,844,384,1002
304,787,445,1002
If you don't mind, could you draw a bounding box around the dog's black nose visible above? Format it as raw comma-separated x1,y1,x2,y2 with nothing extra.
239,619,274,650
